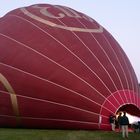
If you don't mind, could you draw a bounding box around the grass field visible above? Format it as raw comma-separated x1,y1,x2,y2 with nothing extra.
0,128,139,140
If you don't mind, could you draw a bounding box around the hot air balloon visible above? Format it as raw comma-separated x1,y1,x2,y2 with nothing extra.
0,3,140,130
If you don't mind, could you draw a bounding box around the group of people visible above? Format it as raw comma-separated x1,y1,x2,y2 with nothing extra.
132,121,140,133
109,112,129,138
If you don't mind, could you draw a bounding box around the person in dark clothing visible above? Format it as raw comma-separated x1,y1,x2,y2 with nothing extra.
117,112,122,132
138,121,140,132
109,114,115,131
120,112,129,138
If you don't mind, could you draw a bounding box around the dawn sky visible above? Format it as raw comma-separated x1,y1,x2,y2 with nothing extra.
0,0,140,82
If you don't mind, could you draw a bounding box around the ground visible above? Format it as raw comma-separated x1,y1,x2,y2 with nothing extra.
0,128,140,140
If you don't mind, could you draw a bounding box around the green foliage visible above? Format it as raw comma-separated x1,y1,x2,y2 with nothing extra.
0,128,139,140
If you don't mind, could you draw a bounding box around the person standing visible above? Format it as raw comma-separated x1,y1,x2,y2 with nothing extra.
120,112,129,138
109,114,115,131
117,112,122,132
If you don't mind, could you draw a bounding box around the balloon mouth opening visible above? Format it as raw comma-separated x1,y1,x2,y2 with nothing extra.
116,104,140,124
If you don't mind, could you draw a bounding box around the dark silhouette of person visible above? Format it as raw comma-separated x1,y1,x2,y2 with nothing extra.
120,112,129,138
109,114,115,131
117,112,122,132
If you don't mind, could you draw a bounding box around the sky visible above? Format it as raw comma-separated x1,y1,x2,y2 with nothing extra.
0,0,140,82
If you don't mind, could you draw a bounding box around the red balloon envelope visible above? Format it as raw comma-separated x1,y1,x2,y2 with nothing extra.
0,4,140,130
